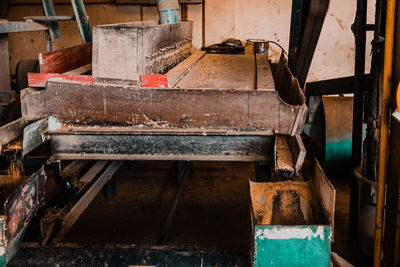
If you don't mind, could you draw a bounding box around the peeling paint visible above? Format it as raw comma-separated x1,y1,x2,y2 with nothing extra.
256,225,327,241
47,116,61,131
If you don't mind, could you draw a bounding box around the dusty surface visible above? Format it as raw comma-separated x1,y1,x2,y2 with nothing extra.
60,160,353,263
275,134,294,176
64,161,254,248
249,181,313,225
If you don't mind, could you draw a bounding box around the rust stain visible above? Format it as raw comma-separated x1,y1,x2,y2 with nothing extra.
335,18,345,30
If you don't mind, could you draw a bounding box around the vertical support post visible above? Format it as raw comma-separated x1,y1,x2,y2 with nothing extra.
0,33,11,92
288,0,304,74
41,0,60,40
202,0,205,47
374,0,396,264
349,0,367,241
70,0,92,43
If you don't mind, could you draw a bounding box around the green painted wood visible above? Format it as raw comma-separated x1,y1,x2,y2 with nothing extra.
70,0,92,43
253,225,331,266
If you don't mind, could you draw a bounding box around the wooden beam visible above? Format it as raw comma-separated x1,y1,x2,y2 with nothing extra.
21,80,307,135
61,160,90,183
52,161,123,243
39,42,92,73
28,73,93,87
274,134,295,178
0,117,29,152
290,134,306,176
79,161,108,184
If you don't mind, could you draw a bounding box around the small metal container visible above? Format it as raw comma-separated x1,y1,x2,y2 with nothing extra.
247,39,269,55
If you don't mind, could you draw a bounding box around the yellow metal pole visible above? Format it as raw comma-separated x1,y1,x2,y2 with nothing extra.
396,83,400,111
374,0,397,265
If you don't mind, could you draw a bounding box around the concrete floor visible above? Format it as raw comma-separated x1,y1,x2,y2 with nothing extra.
62,160,354,263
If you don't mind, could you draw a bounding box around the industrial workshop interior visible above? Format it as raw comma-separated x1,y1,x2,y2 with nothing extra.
1,0,400,266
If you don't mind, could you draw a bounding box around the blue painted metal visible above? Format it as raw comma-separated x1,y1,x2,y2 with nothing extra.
159,9,180,24
41,0,60,40
156,0,180,24
22,118,47,156
253,225,331,266
70,0,92,43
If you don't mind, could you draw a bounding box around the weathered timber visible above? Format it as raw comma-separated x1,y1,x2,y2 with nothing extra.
28,73,93,88
303,158,336,237
256,54,275,90
52,161,123,244
48,134,273,162
290,134,306,176
93,21,192,85
9,244,250,267
158,162,192,244
0,21,48,33
79,161,107,184
166,50,206,87
175,54,263,90
60,160,90,183
274,134,295,179
22,118,47,156
0,117,29,152
21,80,307,135
39,43,92,74
249,158,335,266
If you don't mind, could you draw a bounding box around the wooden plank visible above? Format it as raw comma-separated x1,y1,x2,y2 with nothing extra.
39,42,92,74
167,50,206,87
53,161,123,243
21,80,306,134
61,160,90,179
256,54,275,91
175,54,258,89
63,63,92,75
93,21,192,85
0,117,29,152
290,134,306,176
0,21,48,33
141,74,168,88
20,88,46,121
22,118,47,155
274,134,295,178
79,161,108,184
28,73,93,87
310,159,336,233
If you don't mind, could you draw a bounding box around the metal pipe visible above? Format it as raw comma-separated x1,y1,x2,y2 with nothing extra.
350,0,367,241
374,0,397,265
156,0,180,24
354,166,378,188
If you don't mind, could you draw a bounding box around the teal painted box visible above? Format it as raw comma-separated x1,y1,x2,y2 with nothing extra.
250,159,335,266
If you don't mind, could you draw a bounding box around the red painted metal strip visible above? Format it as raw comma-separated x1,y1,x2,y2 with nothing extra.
39,42,92,74
28,73,94,87
141,74,168,88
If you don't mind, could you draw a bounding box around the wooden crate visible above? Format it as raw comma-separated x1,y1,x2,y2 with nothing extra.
92,20,192,86
249,159,335,266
